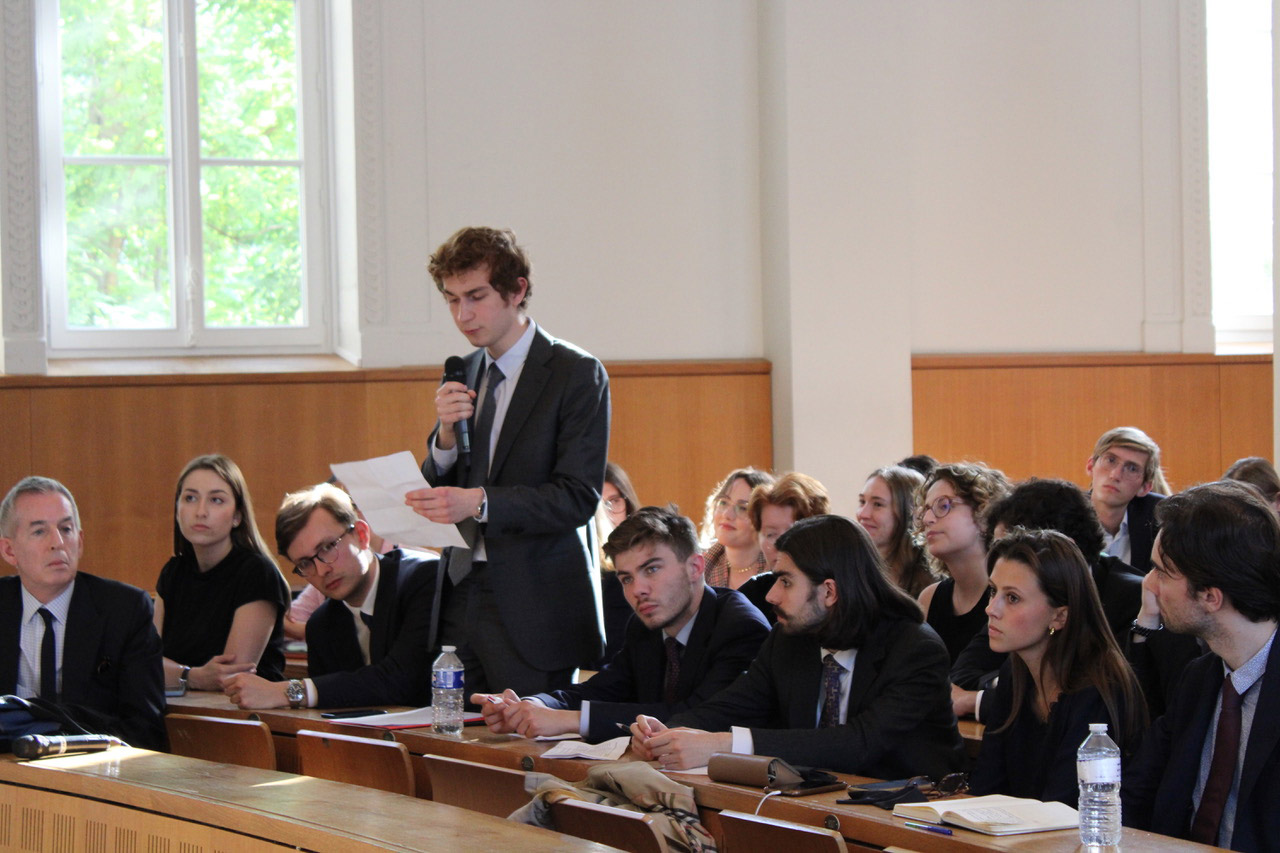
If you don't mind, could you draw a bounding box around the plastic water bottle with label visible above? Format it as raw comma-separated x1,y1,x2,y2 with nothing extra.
431,645,464,736
1077,722,1122,846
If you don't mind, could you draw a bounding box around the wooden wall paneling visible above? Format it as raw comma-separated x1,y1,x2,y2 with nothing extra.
1217,361,1273,476
0,389,32,502
27,380,376,592
363,378,436,460
912,355,1272,494
608,369,772,521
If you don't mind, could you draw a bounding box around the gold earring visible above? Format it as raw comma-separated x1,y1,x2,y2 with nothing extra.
1048,626,1056,636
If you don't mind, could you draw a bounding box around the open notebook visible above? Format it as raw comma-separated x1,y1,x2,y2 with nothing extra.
893,794,1079,836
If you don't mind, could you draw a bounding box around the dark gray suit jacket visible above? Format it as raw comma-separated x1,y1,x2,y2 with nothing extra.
307,549,439,708
0,573,166,750
534,586,770,742
424,324,611,671
670,618,966,779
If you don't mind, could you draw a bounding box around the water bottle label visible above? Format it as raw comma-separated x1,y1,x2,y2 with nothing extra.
1077,757,1121,783
432,670,463,690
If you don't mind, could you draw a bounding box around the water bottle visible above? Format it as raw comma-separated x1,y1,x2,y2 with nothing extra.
1077,722,1122,846
431,646,464,736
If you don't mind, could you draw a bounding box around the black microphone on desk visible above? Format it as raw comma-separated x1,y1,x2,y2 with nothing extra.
12,734,124,760
442,356,472,466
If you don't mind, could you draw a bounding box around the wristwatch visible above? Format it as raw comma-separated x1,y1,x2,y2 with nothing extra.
286,679,306,709
474,489,487,521
1129,619,1164,638
178,665,191,692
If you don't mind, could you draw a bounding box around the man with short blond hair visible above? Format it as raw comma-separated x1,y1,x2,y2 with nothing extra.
224,483,439,710
1086,426,1165,572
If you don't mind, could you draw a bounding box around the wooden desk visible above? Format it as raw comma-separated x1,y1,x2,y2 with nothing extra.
0,748,616,852
165,696,1211,853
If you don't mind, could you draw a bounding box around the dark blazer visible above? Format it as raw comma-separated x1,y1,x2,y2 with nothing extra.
423,325,611,671
307,549,439,708
1124,492,1164,573
1122,638,1280,852
670,618,966,779
533,586,770,742
0,573,165,750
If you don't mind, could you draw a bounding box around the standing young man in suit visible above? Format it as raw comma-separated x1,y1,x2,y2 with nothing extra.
631,515,965,779
1122,481,1280,852
0,477,165,749
406,227,611,697
224,483,438,710
1086,426,1165,572
471,506,769,741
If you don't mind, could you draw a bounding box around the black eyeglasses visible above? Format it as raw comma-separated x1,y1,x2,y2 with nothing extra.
292,526,354,577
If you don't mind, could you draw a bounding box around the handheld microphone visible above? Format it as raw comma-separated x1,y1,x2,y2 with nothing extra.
12,734,124,760
442,356,472,464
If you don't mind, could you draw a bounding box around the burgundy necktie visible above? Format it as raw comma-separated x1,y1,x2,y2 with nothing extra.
819,654,844,728
662,636,681,705
1190,674,1244,845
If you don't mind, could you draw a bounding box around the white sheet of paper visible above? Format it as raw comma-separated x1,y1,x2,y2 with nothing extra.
333,707,435,728
541,736,630,761
330,451,467,549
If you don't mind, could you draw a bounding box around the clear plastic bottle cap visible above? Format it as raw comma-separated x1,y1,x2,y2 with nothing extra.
442,645,456,652
1088,723,1107,733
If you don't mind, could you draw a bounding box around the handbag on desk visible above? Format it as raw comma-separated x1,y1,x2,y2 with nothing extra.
707,753,841,795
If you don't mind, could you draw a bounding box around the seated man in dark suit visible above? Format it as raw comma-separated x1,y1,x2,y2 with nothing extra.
950,478,1143,717
224,483,438,710
0,476,165,749
631,515,965,780
472,506,769,741
1086,426,1166,572
1121,481,1280,852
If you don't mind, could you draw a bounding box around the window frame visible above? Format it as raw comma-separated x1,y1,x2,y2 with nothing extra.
35,0,333,356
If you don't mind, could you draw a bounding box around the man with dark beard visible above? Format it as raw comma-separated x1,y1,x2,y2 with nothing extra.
630,514,965,779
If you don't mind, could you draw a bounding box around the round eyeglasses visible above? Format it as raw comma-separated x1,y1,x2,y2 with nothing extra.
292,526,355,578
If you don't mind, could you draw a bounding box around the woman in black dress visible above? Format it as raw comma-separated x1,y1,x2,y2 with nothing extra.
154,454,290,692
970,529,1146,806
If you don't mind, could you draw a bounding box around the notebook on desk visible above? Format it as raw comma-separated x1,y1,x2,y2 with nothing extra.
892,794,1078,836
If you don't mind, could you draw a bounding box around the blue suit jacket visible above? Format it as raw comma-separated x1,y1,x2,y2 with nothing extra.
306,549,439,708
423,325,610,671
670,618,966,779
533,586,769,742
1122,637,1280,852
0,573,165,750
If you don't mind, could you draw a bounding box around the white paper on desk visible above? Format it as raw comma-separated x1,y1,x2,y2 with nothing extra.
541,736,629,760
663,765,709,776
330,452,467,549
534,733,582,742
333,707,435,728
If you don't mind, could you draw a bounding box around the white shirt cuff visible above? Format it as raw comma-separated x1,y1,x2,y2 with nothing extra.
579,701,591,738
304,678,317,708
431,436,458,473
730,726,754,755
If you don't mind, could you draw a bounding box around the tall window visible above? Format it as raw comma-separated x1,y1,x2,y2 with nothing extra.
1207,0,1273,354
38,0,330,354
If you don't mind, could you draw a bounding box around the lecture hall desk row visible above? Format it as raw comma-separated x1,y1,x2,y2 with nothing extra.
0,748,614,852
166,693,1213,853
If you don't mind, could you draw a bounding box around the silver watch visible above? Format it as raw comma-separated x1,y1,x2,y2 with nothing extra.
286,679,306,709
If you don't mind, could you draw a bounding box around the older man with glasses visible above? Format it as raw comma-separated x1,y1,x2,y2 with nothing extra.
223,483,440,710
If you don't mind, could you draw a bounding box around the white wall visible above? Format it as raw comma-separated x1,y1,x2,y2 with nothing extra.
1,0,1211,507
